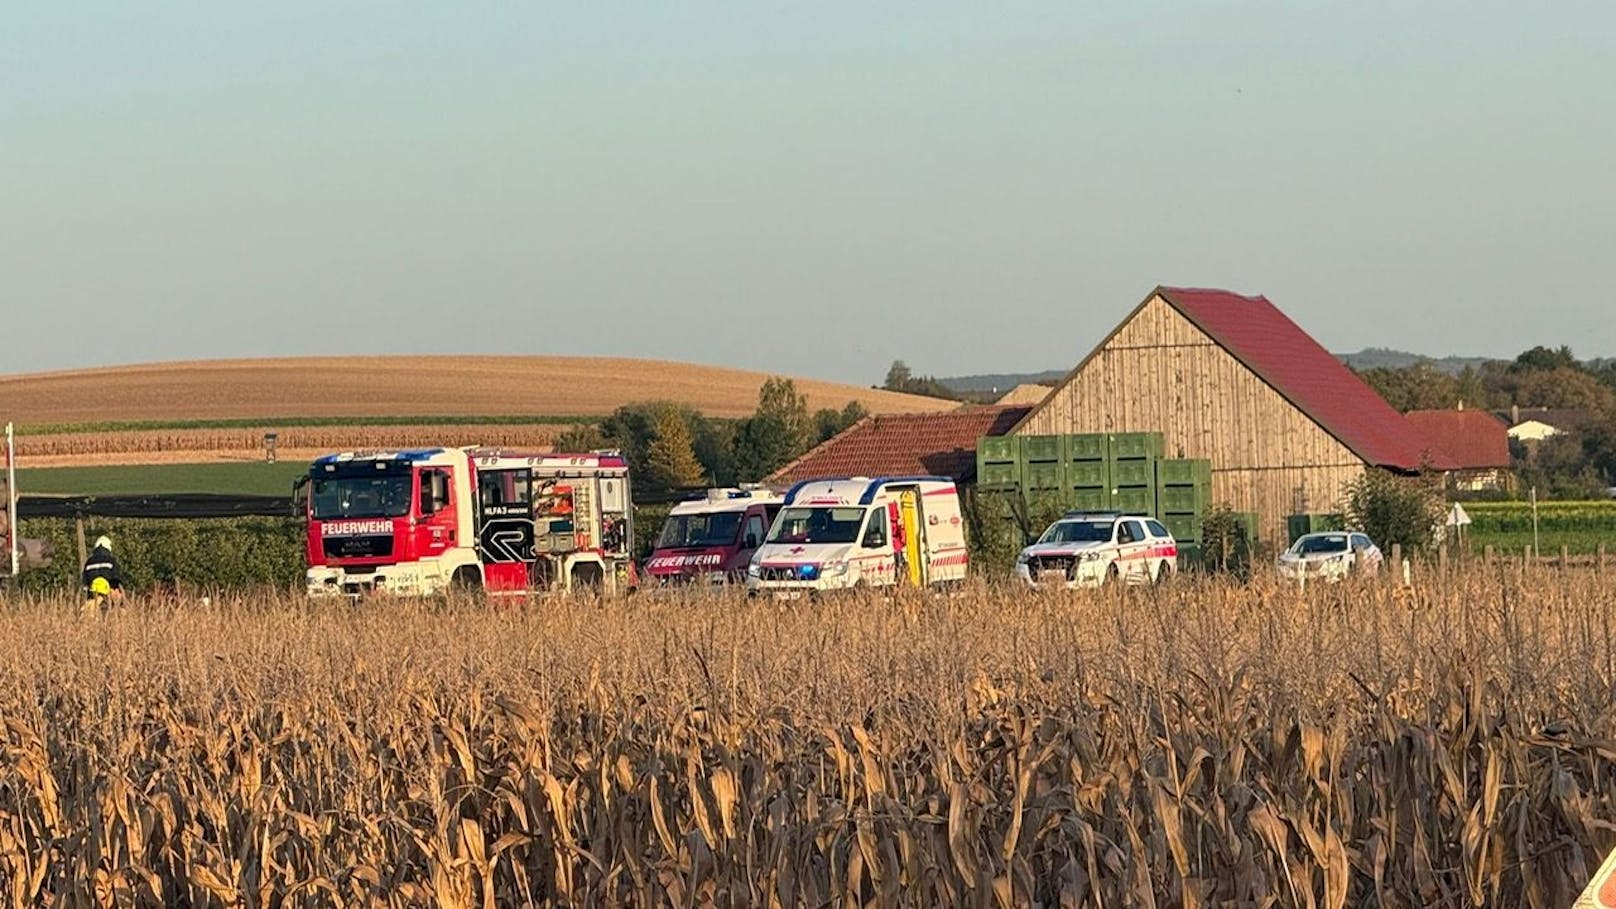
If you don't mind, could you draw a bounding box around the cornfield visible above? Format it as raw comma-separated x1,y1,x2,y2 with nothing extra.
3,573,1616,906
15,424,562,459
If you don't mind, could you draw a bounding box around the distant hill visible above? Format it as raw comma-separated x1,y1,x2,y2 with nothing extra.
936,370,1067,394
1334,348,1498,374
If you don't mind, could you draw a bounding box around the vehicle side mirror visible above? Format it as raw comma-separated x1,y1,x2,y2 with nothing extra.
744,533,758,549
866,532,886,549
291,476,309,518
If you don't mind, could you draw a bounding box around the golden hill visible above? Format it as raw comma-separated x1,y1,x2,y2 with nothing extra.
1,356,953,425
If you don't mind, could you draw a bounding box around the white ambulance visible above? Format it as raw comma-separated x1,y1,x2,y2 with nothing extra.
746,476,968,595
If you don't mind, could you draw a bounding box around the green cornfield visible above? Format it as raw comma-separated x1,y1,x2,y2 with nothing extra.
3,574,1616,905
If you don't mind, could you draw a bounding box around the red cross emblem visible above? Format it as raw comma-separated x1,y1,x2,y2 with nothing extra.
789,546,806,554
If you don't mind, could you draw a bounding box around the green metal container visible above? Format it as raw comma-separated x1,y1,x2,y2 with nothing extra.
1021,460,1067,491
1162,514,1201,542
1020,434,1064,463
1111,460,1156,488
1155,458,1212,488
1286,513,1345,544
1070,487,1111,511
1067,461,1110,489
977,460,1020,491
1108,432,1165,461
1175,543,1203,571
1067,433,1108,462
977,435,1020,464
1158,485,1211,515
1233,511,1260,543
1113,487,1155,514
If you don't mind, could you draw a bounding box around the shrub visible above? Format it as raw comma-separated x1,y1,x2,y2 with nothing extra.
1341,469,1445,553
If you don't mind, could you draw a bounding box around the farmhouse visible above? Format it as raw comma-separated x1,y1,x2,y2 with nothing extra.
1403,407,1512,491
1010,286,1453,542
1493,406,1591,444
771,406,1030,485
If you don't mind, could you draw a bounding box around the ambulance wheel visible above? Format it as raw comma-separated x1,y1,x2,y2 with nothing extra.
1152,562,1172,586
1106,564,1121,587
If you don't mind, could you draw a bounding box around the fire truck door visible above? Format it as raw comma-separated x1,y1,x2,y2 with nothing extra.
416,467,457,557
477,469,536,592
898,490,923,586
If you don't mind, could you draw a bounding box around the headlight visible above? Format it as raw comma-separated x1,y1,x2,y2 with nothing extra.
823,560,849,577
747,562,761,578
1079,551,1105,562
1016,550,1030,565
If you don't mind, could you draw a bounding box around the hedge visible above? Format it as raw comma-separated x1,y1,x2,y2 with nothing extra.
15,517,305,593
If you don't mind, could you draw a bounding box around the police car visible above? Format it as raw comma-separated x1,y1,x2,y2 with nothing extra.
1015,511,1179,588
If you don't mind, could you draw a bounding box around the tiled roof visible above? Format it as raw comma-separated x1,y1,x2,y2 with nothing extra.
1403,410,1512,470
1493,407,1592,432
770,406,1032,484
1155,287,1458,471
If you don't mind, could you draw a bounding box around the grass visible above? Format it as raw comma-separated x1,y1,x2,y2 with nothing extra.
15,461,309,496
1,575,1614,904
15,414,596,435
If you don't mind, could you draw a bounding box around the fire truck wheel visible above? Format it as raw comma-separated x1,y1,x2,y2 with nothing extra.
570,563,604,592
450,566,482,594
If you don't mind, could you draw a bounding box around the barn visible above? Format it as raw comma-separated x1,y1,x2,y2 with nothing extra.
1010,286,1453,542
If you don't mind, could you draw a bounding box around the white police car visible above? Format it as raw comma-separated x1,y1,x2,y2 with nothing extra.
1015,511,1179,588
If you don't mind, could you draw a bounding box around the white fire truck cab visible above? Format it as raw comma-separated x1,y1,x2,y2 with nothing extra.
303,447,634,598
746,476,968,595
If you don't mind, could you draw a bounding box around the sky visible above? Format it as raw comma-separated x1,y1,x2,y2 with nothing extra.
4,2,1613,384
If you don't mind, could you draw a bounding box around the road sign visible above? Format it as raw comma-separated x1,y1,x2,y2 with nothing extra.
1575,844,1616,908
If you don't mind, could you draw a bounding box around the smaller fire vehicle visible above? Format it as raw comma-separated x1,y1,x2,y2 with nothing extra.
645,486,784,585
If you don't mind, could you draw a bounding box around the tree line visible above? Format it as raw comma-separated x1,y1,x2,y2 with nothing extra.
550,378,869,500
1357,345,1616,497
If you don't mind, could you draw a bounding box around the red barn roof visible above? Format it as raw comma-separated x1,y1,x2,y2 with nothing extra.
770,406,1032,484
1154,287,1456,471
1404,409,1511,470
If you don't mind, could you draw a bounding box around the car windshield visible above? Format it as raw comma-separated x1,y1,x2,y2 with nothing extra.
1294,534,1350,555
657,511,743,549
311,475,412,519
767,506,865,545
1040,519,1114,544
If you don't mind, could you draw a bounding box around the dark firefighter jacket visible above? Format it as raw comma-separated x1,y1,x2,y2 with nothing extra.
82,545,123,592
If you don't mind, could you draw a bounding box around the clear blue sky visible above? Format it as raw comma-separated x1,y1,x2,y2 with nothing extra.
5,2,1612,383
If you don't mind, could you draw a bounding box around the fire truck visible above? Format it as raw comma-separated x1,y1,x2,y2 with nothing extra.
301,447,634,598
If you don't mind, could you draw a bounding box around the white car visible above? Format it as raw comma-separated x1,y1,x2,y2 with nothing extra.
1015,512,1179,588
1275,531,1382,582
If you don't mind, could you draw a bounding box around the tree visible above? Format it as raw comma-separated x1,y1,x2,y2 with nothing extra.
813,401,869,444
1511,345,1577,373
552,422,608,453
733,377,813,482
1508,368,1615,419
599,401,716,492
1357,364,1459,412
1341,469,1445,554
643,408,706,496
883,361,913,391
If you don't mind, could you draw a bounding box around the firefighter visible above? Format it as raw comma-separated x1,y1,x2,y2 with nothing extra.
82,535,124,610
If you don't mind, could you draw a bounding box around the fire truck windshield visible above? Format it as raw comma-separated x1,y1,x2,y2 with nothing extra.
657,511,742,549
311,476,412,520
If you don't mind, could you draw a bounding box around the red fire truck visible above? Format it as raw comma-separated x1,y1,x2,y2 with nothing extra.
301,447,634,598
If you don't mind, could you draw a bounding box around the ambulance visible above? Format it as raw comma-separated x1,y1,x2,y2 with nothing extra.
645,486,784,585
746,476,968,595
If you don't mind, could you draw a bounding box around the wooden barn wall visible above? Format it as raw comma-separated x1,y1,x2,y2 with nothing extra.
1017,295,1367,542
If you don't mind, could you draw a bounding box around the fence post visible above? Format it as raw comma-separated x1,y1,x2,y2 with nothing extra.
74,515,87,568
1524,545,1533,574
1561,545,1570,570
1600,543,1608,576
1437,544,1448,577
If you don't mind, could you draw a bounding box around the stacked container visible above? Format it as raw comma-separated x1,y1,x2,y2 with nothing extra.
1155,458,1212,546
1285,513,1345,545
976,436,1021,491
1107,432,1165,516
1066,433,1111,511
